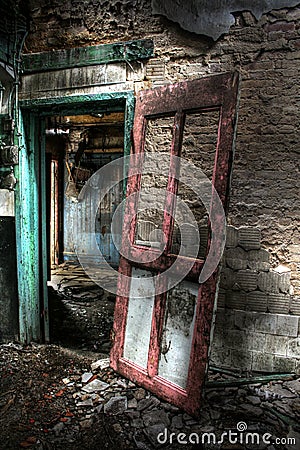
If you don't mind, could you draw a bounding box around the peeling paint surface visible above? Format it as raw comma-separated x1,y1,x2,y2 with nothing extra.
22,39,154,73
152,0,300,40
110,73,240,415
20,63,127,100
16,91,135,343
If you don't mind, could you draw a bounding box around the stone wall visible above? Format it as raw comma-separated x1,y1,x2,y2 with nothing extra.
210,224,300,373
22,1,300,371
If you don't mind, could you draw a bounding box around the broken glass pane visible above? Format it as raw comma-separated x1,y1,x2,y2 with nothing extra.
158,281,198,389
135,116,174,248
123,268,155,368
171,109,220,258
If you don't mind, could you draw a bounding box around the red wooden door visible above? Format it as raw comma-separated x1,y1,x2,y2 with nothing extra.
110,73,240,415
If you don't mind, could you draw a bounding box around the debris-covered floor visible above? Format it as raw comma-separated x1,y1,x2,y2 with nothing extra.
48,262,116,354
1,344,300,449
1,263,299,449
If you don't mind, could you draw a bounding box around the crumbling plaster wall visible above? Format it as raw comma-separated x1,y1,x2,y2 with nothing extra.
23,1,300,372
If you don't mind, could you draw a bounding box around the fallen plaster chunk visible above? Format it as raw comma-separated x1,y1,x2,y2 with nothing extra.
91,358,110,372
81,372,93,384
81,379,109,393
274,264,291,274
77,398,94,407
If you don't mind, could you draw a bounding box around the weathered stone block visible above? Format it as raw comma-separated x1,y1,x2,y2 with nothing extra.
287,338,300,358
0,189,14,216
126,61,145,82
265,21,295,33
220,267,236,290
246,291,268,312
209,347,231,368
225,291,247,310
273,356,296,373
214,308,236,329
236,270,258,292
258,272,280,293
234,310,255,331
278,272,291,294
225,246,247,270
252,352,273,372
268,293,290,314
223,329,247,350
254,312,277,334
247,332,266,351
216,289,225,308
210,327,224,348
295,359,300,374
225,225,239,248
247,249,271,271
276,315,299,337
265,334,288,356
238,227,261,251
231,350,253,370
290,297,300,316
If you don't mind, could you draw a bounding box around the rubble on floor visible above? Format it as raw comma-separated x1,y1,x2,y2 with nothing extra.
0,343,299,450
48,262,115,353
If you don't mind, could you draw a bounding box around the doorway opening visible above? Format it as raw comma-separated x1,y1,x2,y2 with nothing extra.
45,111,125,353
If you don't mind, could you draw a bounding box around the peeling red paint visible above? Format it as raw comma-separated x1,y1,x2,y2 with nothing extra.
110,73,240,416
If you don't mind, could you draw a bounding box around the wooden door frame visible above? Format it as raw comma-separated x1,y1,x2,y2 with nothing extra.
110,73,240,415
15,91,135,343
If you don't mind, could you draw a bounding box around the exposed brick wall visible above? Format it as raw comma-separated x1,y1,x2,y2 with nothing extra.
22,1,300,371
24,0,163,52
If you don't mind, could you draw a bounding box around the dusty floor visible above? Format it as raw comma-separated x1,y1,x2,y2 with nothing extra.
0,343,300,450
48,262,116,353
0,263,299,449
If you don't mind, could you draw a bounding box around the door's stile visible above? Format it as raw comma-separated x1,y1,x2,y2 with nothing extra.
211,77,240,210
111,116,149,367
110,257,132,366
147,279,168,378
119,154,143,262
186,271,219,415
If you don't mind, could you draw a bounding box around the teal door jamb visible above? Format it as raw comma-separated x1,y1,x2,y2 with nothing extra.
15,111,40,343
16,91,135,343
40,117,50,342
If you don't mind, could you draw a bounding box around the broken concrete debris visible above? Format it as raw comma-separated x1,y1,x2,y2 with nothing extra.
2,344,299,449
91,358,110,371
104,396,128,415
81,378,109,393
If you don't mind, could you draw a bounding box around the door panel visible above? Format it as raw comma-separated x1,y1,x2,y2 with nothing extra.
123,268,156,368
158,281,198,389
110,73,240,415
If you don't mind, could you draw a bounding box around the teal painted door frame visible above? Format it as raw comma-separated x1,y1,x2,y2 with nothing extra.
15,91,135,343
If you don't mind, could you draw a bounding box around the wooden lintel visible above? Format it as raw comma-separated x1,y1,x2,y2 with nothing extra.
21,39,154,74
